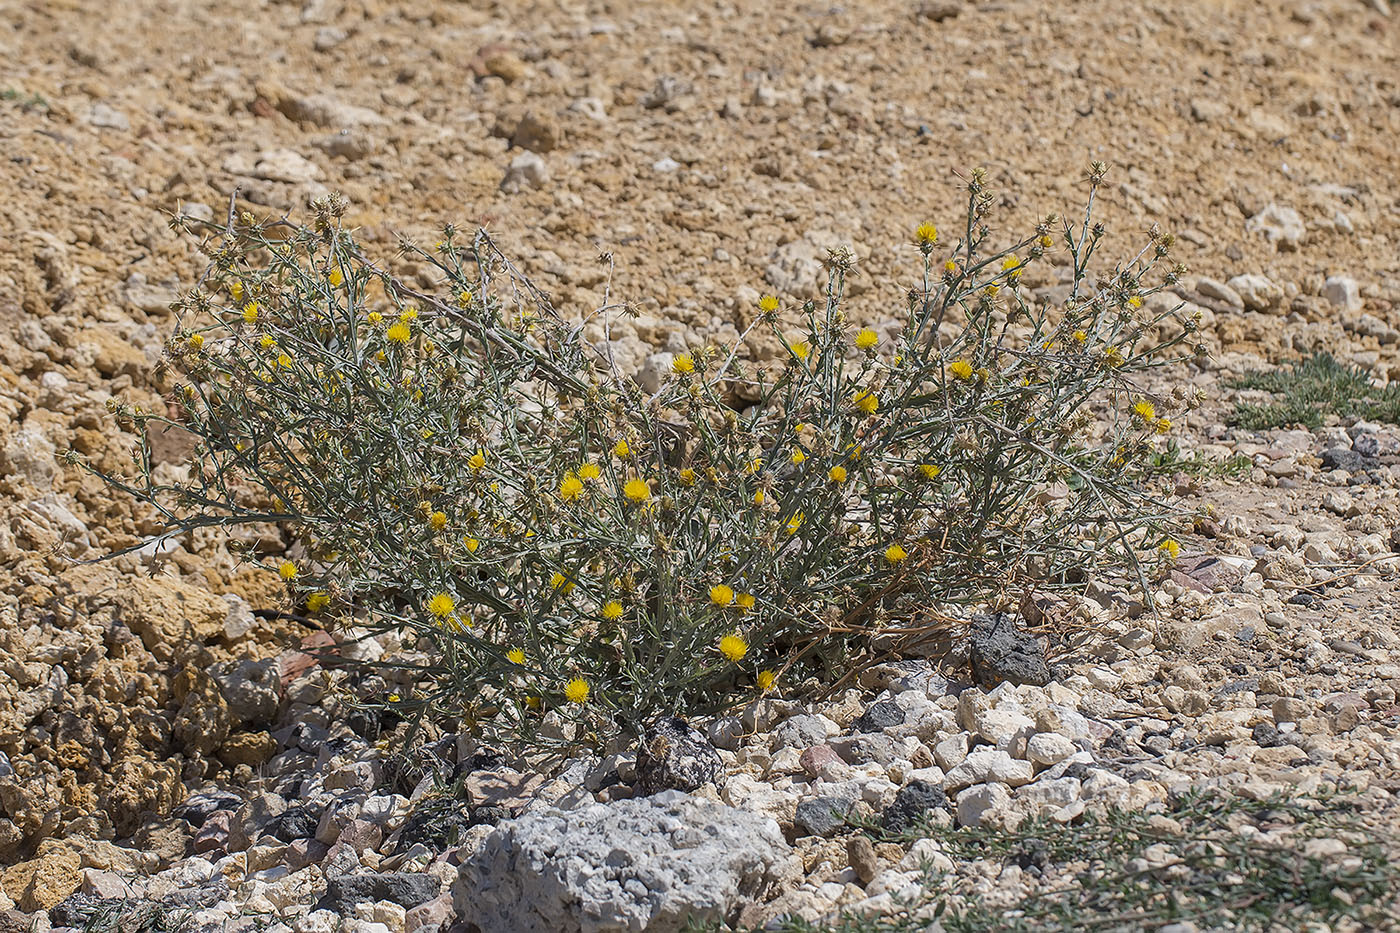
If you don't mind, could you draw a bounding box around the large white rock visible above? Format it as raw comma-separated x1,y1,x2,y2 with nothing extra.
1322,276,1362,312
1226,274,1283,312
956,783,1012,827
453,791,793,933
943,748,1033,792
1245,203,1305,250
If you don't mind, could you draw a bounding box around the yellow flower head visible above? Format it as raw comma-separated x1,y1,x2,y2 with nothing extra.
386,322,412,344
613,439,631,458
229,281,244,301
855,329,878,351
736,592,756,612
790,448,806,465
828,465,847,483
758,294,780,314
753,489,765,505
785,511,805,535
188,334,204,350
564,678,590,704
944,259,959,274
1127,295,1143,310
791,341,810,361
709,584,735,607
1072,329,1088,344
468,450,486,471
756,669,777,693
328,269,344,287
277,353,293,369
457,289,473,307
427,591,455,618
367,311,383,326
949,359,974,381
853,390,879,415
678,467,696,486
672,353,695,374
549,571,574,593
464,537,480,553
1132,399,1157,422
719,634,748,662
507,648,525,665
578,462,601,481
306,591,330,613
429,510,448,531
1158,539,1180,560
919,463,942,480
915,222,939,248
623,478,650,502
885,543,908,564
242,302,259,325
278,560,298,582
1002,256,1023,276
259,334,276,350
559,473,584,502
1156,417,1172,435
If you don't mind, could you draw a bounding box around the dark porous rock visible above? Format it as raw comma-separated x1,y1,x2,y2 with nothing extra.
469,804,512,827
880,779,948,834
969,612,1051,687
851,700,905,733
324,873,441,912
160,876,229,911
396,798,474,854
634,717,724,795
49,893,106,928
1352,434,1381,458
1320,447,1376,473
1252,722,1287,748
172,790,244,829
829,733,900,766
794,792,858,838
265,805,319,843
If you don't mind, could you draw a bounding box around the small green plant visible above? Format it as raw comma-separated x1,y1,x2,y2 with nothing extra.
1229,352,1400,429
1143,438,1252,480
1,87,49,112
80,165,1199,748
718,790,1400,933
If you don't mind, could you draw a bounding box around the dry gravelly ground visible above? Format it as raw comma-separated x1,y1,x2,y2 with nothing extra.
2,0,1400,930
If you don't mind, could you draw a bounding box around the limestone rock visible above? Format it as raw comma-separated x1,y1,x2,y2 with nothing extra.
1227,274,1283,312
1245,203,1305,250
452,791,791,933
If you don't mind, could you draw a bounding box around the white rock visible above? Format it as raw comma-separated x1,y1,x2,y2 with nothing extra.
1227,274,1283,311
1,425,58,489
501,151,549,192
1195,277,1244,309
932,733,969,771
943,748,1033,792
1015,776,1083,810
88,102,130,131
956,783,1012,828
898,838,954,873
452,791,792,933
242,148,323,184
1322,276,1362,312
1025,732,1076,766
972,707,1034,745
1245,203,1305,250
